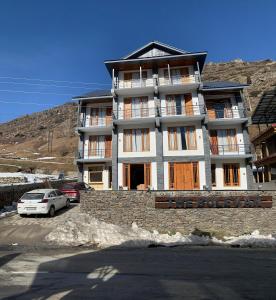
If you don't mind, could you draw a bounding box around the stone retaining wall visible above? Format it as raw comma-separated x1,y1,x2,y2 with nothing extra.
0,180,75,208
80,190,276,236
0,177,26,185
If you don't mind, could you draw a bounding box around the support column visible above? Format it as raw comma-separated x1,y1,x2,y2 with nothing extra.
112,96,118,190
139,65,142,87
202,124,212,189
155,122,164,190
242,123,254,189
167,63,171,84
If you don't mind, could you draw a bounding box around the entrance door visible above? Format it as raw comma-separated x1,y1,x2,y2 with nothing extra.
123,163,151,190
172,162,194,190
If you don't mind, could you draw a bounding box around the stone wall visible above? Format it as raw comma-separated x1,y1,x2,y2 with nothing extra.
80,190,276,236
0,177,26,185
0,180,75,209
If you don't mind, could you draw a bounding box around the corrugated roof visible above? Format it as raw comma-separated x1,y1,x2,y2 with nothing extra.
73,89,112,99
201,81,248,90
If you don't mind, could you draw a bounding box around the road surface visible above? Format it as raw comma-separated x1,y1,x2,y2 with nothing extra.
1,246,276,299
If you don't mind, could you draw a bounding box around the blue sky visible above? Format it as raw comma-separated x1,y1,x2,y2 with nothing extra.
0,0,275,122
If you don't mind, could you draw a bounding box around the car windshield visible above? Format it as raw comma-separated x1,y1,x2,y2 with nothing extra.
61,184,75,189
21,193,45,200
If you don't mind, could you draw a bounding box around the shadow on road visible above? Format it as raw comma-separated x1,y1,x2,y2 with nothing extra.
2,244,276,299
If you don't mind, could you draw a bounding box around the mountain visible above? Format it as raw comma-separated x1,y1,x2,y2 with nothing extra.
0,59,275,173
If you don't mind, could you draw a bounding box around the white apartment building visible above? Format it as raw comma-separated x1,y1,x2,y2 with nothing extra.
74,41,253,190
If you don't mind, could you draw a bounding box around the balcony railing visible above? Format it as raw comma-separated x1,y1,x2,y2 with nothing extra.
207,108,246,119
210,144,252,155
114,106,156,120
77,148,112,159
159,104,205,117
78,115,112,127
159,74,199,86
115,78,155,89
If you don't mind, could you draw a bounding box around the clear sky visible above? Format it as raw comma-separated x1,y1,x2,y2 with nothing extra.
0,0,275,123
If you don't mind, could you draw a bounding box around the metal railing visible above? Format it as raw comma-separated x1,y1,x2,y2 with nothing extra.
77,149,112,159
114,106,156,120
210,144,252,155
158,104,205,117
158,74,199,86
115,78,154,89
78,115,113,127
207,107,246,119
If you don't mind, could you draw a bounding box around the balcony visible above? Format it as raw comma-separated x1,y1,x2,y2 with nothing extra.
158,104,205,123
206,107,247,125
113,106,156,125
210,143,252,159
76,115,113,134
76,148,112,163
158,74,200,93
113,78,156,96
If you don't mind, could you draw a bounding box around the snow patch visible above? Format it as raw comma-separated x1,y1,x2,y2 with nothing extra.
36,157,56,160
0,204,17,219
45,213,276,249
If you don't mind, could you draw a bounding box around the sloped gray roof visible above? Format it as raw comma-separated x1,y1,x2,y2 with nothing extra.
201,81,248,90
73,89,112,99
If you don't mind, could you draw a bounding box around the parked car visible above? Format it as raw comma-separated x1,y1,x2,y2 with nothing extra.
59,182,91,202
17,189,70,217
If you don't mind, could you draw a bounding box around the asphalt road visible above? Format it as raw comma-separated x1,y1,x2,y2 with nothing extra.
1,246,276,300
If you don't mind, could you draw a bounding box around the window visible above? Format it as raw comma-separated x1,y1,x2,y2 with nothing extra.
90,107,112,126
223,164,240,186
89,166,103,183
168,126,197,150
124,97,149,119
55,190,63,196
88,135,112,157
165,94,193,116
124,71,147,88
193,162,199,189
211,164,216,186
123,129,150,152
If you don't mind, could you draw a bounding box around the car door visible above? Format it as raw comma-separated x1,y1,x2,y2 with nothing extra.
48,191,59,210
56,190,66,208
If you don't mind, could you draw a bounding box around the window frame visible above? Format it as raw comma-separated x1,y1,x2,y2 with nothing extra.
223,163,240,186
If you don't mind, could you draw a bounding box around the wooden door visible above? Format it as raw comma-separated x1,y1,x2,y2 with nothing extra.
184,94,193,115
124,72,132,88
144,163,151,188
209,130,218,154
180,67,190,83
105,136,112,158
206,102,216,119
88,136,97,156
174,163,193,190
124,98,132,119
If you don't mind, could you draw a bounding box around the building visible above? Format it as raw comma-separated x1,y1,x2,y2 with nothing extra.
251,88,276,185
74,41,253,190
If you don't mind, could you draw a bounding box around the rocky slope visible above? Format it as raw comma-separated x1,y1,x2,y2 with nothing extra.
0,59,275,173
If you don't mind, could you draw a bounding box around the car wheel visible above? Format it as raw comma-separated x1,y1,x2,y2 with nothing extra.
19,214,25,217
66,199,70,208
49,206,55,217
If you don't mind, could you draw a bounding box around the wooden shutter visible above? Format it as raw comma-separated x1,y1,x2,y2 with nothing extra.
209,130,218,154
123,129,132,152
227,129,237,151
184,94,193,116
123,164,130,189
206,101,216,119
124,98,132,119
142,129,150,151
144,163,151,187
186,126,197,150
124,73,132,80
106,107,112,125
89,136,97,156
105,136,112,158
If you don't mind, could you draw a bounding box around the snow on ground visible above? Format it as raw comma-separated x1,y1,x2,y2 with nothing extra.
0,204,17,219
36,157,56,160
0,172,58,184
45,212,276,248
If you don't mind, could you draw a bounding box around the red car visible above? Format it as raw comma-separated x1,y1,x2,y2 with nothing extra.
59,182,91,202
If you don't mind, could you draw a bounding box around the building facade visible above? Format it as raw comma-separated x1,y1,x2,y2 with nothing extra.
75,41,253,190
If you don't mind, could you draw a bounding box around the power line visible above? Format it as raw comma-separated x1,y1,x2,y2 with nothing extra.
0,81,100,90
0,76,110,86
0,100,60,106
0,89,74,96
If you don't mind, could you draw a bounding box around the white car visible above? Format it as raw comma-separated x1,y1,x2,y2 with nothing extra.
17,189,70,217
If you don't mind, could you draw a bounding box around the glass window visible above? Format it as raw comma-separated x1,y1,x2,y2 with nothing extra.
89,166,103,183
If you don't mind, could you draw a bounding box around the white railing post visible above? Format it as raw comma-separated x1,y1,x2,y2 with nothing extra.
112,68,115,89
139,65,142,87
196,61,201,83
167,63,171,85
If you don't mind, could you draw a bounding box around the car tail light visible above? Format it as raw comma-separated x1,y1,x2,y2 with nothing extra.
39,198,49,203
